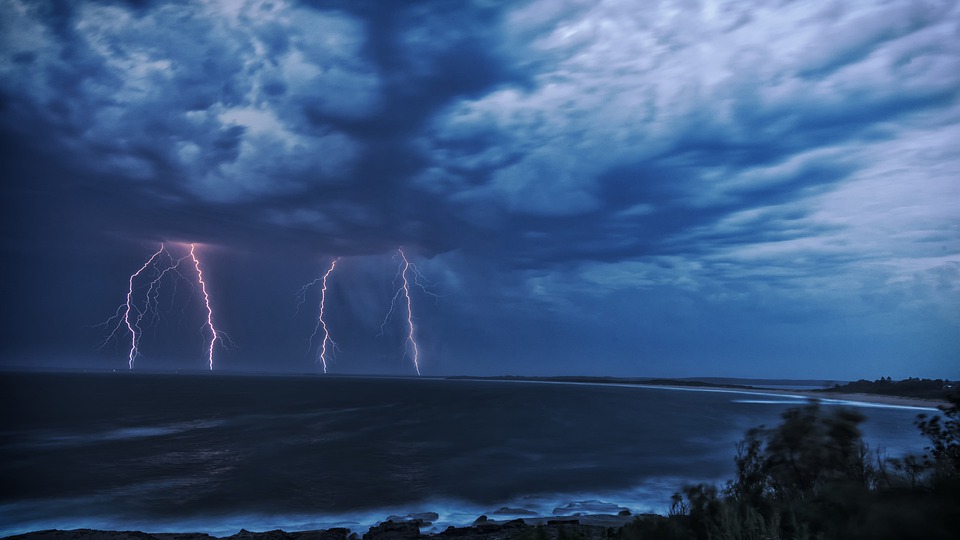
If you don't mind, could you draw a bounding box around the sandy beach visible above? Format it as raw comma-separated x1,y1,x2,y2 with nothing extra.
745,387,948,410
453,376,952,411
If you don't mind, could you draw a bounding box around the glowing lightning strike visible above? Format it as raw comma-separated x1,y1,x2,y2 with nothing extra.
114,244,166,369
100,244,193,368
399,250,421,376
379,249,422,375
140,252,191,330
303,258,340,373
99,243,231,370
189,244,220,371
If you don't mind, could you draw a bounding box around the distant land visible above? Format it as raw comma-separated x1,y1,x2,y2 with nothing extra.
818,377,957,401
446,375,957,402
446,374,842,390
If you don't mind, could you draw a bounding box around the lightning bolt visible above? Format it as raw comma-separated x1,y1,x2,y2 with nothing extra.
109,244,166,369
99,244,196,369
189,243,221,371
301,258,340,373
140,252,192,330
99,243,231,370
400,250,421,376
379,248,423,375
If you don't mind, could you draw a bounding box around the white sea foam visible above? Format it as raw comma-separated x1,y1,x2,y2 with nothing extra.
734,399,812,405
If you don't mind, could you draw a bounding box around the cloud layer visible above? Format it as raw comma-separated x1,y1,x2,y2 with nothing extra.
2,0,958,378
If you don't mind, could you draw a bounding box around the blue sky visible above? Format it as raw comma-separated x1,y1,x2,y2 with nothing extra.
1,0,958,379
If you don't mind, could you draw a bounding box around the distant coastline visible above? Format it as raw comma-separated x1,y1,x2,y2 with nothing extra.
444,375,952,409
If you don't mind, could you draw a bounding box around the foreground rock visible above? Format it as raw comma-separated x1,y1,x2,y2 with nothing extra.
3,530,353,540
4,514,641,540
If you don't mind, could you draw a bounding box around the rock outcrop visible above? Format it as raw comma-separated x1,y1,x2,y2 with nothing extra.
5,515,635,540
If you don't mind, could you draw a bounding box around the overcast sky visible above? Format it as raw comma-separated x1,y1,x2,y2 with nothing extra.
2,0,958,379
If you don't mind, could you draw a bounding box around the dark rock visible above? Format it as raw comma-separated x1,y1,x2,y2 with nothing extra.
16,531,225,540
288,530,351,540
472,523,500,534
617,510,631,517
362,520,422,540
227,530,289,540
4,517,632,540
218,529,349,540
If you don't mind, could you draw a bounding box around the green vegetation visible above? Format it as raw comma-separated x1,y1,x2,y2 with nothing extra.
623,393,960,540
818,377,955,400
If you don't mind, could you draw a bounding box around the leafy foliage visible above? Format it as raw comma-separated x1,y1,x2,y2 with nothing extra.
629,397,960,540
915,393,960,483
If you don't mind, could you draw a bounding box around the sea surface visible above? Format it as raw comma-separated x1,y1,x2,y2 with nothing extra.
0,372,939,537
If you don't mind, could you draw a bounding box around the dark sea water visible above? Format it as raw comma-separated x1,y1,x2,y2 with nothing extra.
0,372,937,536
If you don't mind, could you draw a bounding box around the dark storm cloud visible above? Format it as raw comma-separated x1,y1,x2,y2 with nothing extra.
0,0,528,257
413,0,959,266
2,0,958,377
3,0,955,264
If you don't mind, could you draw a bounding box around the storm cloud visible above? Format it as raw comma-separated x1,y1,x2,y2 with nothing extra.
2,0,958,378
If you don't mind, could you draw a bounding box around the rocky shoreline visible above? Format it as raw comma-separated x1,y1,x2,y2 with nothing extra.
3,513,646,540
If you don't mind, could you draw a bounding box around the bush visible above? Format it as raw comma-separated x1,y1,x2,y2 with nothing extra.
729,402,873,504
667,401,882,539
915,393,960,484
634,397,960,539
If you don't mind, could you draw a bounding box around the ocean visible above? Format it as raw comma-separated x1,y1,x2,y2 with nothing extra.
0,372,937,537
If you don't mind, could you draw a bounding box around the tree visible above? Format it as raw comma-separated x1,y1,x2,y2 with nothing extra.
658,399,959,540
729,401,871,503
915,393,960,483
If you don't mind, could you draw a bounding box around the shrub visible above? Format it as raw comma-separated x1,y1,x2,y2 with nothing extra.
915,393,960,484
643,398,960,540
